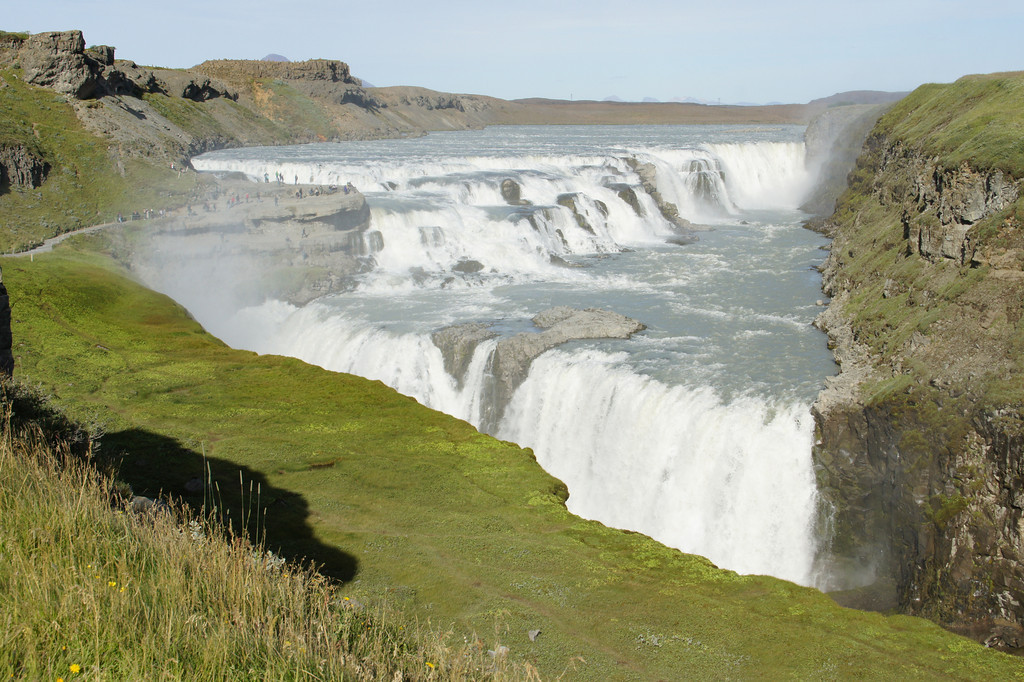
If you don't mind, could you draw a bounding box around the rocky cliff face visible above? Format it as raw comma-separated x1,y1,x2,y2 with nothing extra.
194,58,360,85
812,77,1024,648
881,144,1019,264
18,30,98,98
0,144,49,192
4,30,227,103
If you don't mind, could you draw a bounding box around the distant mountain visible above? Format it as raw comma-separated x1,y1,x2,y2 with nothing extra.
261,53,290,62
642,97,660,103
602,95,623,102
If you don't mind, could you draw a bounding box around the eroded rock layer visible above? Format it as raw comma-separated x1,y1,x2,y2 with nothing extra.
811,73,1024,649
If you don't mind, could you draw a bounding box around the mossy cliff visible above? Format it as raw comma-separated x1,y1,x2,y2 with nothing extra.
812,72,1024,648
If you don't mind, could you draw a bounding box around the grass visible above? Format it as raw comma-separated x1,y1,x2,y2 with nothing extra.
250,79,341,142
140,91,288,148
3,240,1023,679
878,72,1024,175
0,70,197,253
824,72,1024,410
0,381,533,681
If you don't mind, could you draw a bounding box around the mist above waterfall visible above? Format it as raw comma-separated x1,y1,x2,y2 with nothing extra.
139,125,836,587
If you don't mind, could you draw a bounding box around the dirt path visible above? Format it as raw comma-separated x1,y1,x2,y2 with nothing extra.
12,222,118,257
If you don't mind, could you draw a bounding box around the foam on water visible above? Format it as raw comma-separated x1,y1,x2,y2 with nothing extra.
499,349,818,584
152,125,835,587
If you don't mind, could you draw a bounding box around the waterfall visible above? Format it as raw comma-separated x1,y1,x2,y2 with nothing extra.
148,125,833,588
705,142,814,210
498,350,818,585
217,296,821,585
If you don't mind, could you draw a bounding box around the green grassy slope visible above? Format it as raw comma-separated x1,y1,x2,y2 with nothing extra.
877,72,1024,175
0,70,198,253
0,384,518,681
4,240,1021,679
0,385,509,675
828,72,1024,404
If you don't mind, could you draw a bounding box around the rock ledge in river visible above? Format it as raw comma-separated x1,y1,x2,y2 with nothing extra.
433,306,645,430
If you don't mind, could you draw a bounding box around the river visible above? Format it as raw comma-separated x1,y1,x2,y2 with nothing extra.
154,124,836,586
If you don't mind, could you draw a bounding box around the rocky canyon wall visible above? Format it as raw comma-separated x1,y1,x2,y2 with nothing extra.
812,73,1024,648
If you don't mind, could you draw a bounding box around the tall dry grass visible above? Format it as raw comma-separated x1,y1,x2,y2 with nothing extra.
0,385,538,680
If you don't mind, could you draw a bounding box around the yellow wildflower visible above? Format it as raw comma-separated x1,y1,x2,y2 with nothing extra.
69,663,81,674
108,581,117,588
426,661,435,669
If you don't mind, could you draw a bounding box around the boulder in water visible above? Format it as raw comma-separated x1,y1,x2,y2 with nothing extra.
501,178,530,206
608,183,645,217
453,259,485,273
493,307,644,400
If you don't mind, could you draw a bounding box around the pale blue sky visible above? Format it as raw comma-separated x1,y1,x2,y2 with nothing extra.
7,1,1023,103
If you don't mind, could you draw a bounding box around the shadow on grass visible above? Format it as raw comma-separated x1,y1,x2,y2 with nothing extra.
98,428,359,582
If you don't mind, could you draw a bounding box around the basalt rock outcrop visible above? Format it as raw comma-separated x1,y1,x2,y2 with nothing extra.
0,267,13,377
492,307,645,400
556,193,601,235
430,323,497,388
811,75,1024,648
432,307,645,431
194,58,360,86
18,30,98,99
7,30,228,103
627,158,696,243
0,144,49,192
606,182,644,217
887,147,1020,264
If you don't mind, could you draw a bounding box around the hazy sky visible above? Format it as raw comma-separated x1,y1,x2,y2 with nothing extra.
7,1,1023,103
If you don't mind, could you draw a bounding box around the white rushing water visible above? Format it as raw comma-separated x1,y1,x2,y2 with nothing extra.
159,125,835,586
